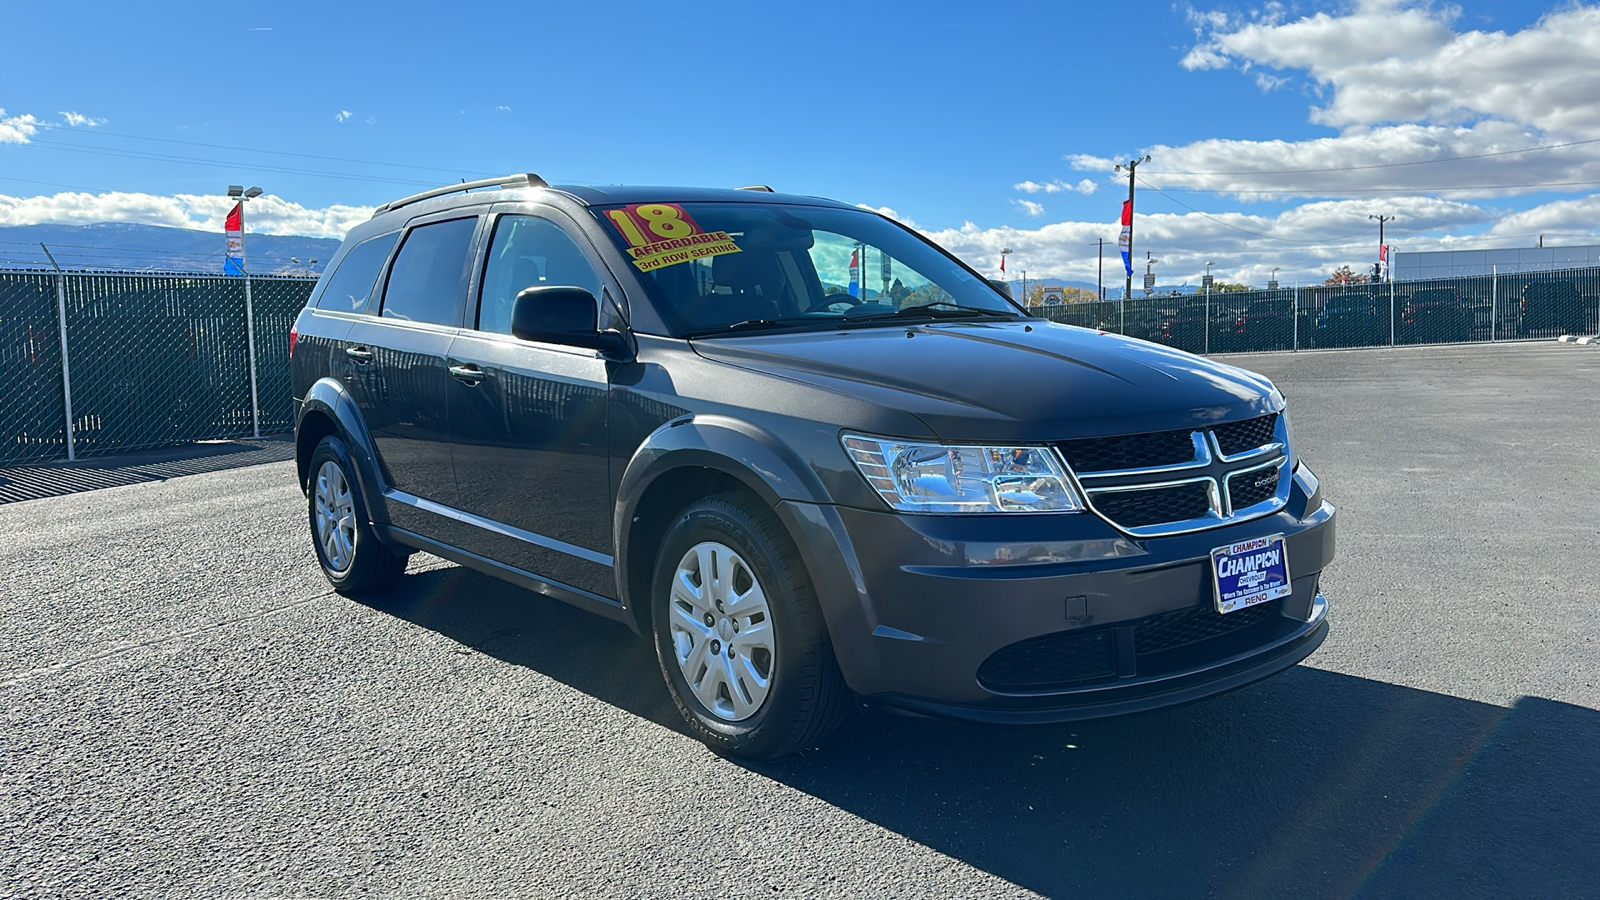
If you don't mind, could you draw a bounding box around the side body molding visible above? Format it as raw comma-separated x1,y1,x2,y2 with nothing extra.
297,377,390,528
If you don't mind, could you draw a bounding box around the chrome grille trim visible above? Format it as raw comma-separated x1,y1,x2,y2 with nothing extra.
1062,412,1292,537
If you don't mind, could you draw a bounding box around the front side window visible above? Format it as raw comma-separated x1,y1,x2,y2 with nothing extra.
314,231,398,313
477,215,603,336
380,217,478,326
592,202,1022,337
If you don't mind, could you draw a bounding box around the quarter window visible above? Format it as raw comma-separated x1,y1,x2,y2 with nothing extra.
477,216,603,335
314,232,398,313
380,217,478,326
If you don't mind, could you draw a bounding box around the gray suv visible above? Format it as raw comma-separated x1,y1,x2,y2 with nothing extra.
291,174,1335,759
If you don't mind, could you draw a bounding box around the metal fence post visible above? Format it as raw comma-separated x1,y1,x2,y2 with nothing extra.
1389,277,1397,346
244,269,261,438
1490,265,1498,342
1293,287,1299,351
41,244,77,461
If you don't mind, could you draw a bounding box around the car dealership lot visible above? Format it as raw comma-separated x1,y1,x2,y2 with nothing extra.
3,341,1596,899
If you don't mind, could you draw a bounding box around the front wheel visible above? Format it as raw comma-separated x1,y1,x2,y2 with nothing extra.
652,493,851,759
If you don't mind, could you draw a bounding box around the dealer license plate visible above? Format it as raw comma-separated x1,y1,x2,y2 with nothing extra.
1211,534,1292,614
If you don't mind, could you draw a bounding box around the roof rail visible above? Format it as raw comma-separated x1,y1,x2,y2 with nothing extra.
737,185,775,192
372,173,549,217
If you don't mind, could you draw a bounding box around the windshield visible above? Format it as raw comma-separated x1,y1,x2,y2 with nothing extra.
591,202,1024,337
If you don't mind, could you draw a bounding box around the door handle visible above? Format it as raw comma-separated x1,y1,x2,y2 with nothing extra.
344,346,374,363
448,364,486,385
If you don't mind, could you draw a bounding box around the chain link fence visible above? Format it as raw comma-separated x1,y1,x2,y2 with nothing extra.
1036,264,1600,355
6,261,1599,466
1,270,315,465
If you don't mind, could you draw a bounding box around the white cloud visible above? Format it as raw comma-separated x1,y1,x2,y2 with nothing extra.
495,105,512,112
856,204,917,228
906,191,1574,289
0,110,39,144
58,111,106,128
0,191,373,239
1188,1,1600,135
335,110,352,123
1014,199,1045,218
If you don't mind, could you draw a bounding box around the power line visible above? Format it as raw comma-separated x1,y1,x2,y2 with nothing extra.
1144,179,1600,195
23,139,442,187
49,127,499,177
1154,136,1600,176
1135,176,1389,245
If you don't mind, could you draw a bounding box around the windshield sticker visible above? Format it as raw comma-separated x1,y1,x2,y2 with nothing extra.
605,203,742,272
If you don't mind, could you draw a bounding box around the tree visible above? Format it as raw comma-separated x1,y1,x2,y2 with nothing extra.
1213,282,1252,293
1325,265,1370,286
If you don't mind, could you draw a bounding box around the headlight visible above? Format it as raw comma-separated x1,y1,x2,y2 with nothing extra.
841,434,1084,514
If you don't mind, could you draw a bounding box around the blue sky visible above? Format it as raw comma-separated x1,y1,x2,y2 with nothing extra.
3,0,1596,287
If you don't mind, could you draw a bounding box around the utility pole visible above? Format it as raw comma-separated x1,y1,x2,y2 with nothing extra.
1369,214,1394,282
1114,155,1151,302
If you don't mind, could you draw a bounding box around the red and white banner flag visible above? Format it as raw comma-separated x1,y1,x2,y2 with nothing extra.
1118,201,1133,277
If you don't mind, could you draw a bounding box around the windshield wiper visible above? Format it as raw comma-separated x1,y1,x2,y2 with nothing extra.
681,314,826,338
841,302,1017,324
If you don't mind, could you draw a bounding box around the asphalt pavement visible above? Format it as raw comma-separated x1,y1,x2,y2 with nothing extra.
2,341,1596,899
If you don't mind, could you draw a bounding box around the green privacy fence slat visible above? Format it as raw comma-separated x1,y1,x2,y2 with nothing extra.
1,271,315,465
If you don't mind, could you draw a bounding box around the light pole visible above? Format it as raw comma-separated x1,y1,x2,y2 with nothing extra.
1000,247,1012,298
228,184,264,438
1204,261,1214,355
1270,267,1279,291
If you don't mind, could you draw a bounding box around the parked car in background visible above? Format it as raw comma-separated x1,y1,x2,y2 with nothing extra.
1399,287,1470,344
1316,292,1384,348
1224,298,1296,352
1519,280,1585,336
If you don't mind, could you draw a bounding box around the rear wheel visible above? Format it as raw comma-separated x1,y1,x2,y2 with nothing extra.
652,492,851,759
307,435,406,594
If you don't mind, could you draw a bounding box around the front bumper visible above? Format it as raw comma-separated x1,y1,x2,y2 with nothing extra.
777,463,1335,721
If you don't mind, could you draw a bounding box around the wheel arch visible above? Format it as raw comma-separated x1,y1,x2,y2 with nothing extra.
295,378,389,527
613,415,834,636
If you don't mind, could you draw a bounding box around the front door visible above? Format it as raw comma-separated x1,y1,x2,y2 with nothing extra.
446,211,616,598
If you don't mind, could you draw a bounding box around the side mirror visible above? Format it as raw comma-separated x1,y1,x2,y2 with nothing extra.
511,286,630,356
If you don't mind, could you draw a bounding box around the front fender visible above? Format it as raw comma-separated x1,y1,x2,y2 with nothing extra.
612,414,835,610
298,377,389,528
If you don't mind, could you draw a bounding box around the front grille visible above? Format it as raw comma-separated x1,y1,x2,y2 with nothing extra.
1056,427,1194,473
1214,413,1278,456
1229,466,1281,510
1093,481,1212,528
977,630,1116,690
1133,600,1281,655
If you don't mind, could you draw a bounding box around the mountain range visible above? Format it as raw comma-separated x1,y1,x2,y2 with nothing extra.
0,223,339,276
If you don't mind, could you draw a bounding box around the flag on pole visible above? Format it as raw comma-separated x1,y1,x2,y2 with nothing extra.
225,201,245,275
999,253,1006,274
1118,201,1133,278
848,249,860,298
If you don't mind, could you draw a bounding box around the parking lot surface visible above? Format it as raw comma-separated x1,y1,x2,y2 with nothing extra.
3,341,1596,899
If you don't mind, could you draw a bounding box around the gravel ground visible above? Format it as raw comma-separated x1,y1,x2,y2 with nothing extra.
2,341,1596,899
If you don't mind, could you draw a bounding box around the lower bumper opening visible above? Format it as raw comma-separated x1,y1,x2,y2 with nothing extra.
976,599,1288,694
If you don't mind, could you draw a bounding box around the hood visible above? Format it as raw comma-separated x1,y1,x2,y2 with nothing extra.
690,320,1281,442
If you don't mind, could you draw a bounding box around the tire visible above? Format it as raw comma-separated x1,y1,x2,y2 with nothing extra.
307,434,406,595
651,492,851,760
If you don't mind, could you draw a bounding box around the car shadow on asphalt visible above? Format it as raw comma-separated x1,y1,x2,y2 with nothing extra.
360,564,1599,900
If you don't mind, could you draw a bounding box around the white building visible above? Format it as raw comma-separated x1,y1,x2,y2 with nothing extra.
1392,244,1600,280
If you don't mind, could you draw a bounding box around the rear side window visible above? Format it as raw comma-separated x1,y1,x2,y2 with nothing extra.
380,217,478,326
314,232,398,313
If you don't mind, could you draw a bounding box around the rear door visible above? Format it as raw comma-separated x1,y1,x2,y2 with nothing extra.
343,212,482,540
445,208,617,598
